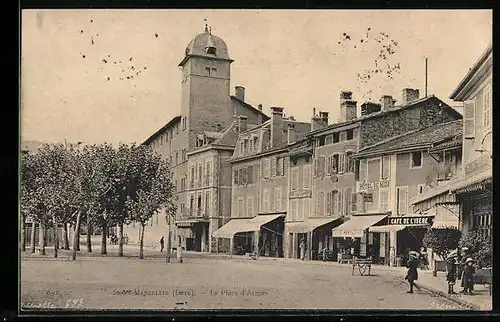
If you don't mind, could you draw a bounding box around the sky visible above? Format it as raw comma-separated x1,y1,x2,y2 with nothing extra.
21,10,492,146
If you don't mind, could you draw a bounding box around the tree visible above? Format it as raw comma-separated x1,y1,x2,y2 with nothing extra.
125,146,176,259
422,227,461,261
459,230,492,269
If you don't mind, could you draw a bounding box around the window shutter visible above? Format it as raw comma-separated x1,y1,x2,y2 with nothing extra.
463,100,476,139
339,154,345,174
243,167,248,184
379,189,389,211
276,188,282,211
243,197,247,216
382,156,390,180
314,158,318,177
338,189,343,215
271,157,277,177
326,156,331,175
357,192,366,213
263,188,269,212
397,187,408,215
344,188,352,215
247,197,253,216
359,159,367,181
351,193,358,213
316,191,324,216
291,200,298,221
303,165,310,188
326,191,332,215
303,198,310,220
234,169,239,185
318,156,326,176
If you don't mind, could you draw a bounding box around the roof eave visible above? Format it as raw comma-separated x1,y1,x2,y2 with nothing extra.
179,54,234,67
353,144,432,159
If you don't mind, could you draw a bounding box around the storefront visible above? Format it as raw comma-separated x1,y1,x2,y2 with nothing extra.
369,214,434,266
285,218,343,260
331,213,388,261
212,214,285,257
175,219,210,252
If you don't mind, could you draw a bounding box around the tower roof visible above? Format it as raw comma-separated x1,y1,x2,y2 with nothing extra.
179,27,232,66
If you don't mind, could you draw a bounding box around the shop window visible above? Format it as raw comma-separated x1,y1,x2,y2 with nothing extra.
410,151,423,168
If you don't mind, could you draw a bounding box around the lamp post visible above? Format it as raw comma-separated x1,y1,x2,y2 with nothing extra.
166,211,173,263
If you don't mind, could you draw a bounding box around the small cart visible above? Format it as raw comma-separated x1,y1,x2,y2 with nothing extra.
352,257,372,276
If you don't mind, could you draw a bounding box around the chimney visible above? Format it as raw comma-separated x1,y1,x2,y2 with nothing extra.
340,91,353,102
311,110,328,131
360,102,382,116
257,104,262,111
270,107,284,148
238,115,248,133
287,123,296,145
235,86,245,102
340,100,357,122
401,88,420,105
380,95,395,111
313,107,317,117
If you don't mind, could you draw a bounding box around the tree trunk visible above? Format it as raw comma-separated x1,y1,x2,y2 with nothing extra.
71,210,82,261
139,224,145,259
166,217,172,263
76,227,81,252
40,221,46,255
52,215,58,258
30,221,36,253
101,221,107,255
21,215,26,252
118,222,124,257
86,215,92,253
62,223,70,250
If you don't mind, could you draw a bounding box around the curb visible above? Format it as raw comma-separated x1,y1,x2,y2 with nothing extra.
414,282,480,310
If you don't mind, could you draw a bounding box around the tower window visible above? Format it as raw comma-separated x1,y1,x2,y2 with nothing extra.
205,67,211,77
211,68,217,77
206,46,216,55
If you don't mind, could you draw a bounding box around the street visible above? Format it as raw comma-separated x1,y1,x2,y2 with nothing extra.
20,253,466,311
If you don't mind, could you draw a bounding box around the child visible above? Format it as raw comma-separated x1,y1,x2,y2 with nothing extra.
446,255,457,294
461,258,476,295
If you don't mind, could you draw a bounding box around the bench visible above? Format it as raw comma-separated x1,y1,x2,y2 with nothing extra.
474,269,492,296
352,257,372,276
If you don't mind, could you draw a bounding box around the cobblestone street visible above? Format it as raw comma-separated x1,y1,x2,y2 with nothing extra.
21,251,468,311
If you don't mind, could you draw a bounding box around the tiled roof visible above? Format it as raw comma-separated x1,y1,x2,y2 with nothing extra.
354,120,463,157
430,134,462,152
307,95,462,136
230,96,270,120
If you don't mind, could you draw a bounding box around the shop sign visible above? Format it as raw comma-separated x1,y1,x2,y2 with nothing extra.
389,216,432,226
359,180,390,190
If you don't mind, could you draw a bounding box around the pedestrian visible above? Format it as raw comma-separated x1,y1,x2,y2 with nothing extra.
446,250,458,294
457,247,469,280
160,236,164,252
405,251,420,293
461,258,476,295
299,238,306,260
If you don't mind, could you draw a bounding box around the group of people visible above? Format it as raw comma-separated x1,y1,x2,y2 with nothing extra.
404,247,476,295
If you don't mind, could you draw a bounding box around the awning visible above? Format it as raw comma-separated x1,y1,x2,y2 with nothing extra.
212,214,284,238
332,214,387,238
368,225,407,233
287,218,342,234
449,169,492,194
431,220,459,229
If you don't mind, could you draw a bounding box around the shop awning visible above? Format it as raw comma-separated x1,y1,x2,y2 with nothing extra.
449,169,492,194
212,214,284,238
212,218,253,238
287,218,342,234
368,225,407,233
332,214,387,238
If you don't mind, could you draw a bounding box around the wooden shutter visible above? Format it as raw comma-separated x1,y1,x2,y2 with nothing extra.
357,192,366,213
359,159,367,181
463,100,476,139
233,169,239,185
242,167,248,184
326,191,332,215
344,188,352,215
397,187,408,215
318,156,326,176
303,198,310,220
351,193,358,213
379,189,389,211
316,191,324,216
291,199,298,221
339,154,345,174
337,189,343,215
275,187,282,211
247,197,253,216
382,156,390,180
303,165,310,188
326,156,332,175
270,188,275,211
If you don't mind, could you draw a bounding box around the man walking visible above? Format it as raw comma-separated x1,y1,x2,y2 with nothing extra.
405,251,420,293
299,238,306,260
160,236,165,252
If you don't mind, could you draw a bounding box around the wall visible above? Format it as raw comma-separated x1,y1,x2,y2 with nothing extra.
288,154,313,221
259,152,289,215
231,159,261,218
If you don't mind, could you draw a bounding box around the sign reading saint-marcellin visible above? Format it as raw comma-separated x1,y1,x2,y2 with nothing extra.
389,216,432,226
359,180,390,190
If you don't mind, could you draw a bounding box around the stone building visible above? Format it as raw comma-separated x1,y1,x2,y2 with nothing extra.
412,44,492,243
307,90,462,262
352,120,463,266
125,26,268,248
213,107,310,257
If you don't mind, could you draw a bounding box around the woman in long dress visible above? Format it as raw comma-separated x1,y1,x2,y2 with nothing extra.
405,251,420,293
461,258,476,295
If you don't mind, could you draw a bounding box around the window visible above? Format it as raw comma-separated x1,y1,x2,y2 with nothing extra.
483,83,491,130
211,68,217,76
344,188,352,216
253,137,258,151
379,188,389,211
233,169,239,185
316,191,325,216
463,99,476,139
176,124,179,134
175,152,179,165
169,155,172,165
206,47,216,55
332,132,340,143
262,188,270,212
205,192,210,216
351,193,358,213
198,164,203,185
338,154,345,174
318,136,326,146
326,154,339,175
417,184,425,195
205,67,211,77
271,157,277,177
247,197,253,216
274,187,282,211
237,198,244,217
240,141,244,155
346,152,355,173
165,133,169,142
303,164,311,188
262,158,271,178
346,129,354,140
291,168,299,190
182,117,187,130
247,166,254,184
396,186,408,215
314,156,326,177
367,158,381,182
381,155,390,180
180,203,185,216
205,161,211,186
160,135,164,146
340,132,347,141
190,195,195,215
327,190,340,216
302,198,310,220
410,151,422,168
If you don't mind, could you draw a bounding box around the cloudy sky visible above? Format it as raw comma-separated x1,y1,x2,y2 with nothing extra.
21,10,492,145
